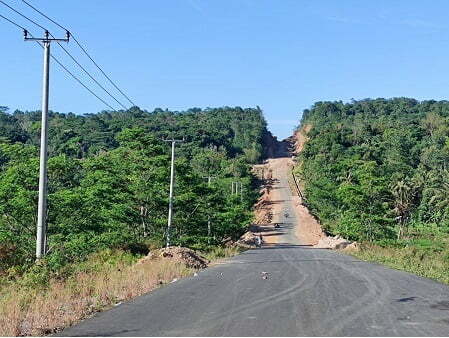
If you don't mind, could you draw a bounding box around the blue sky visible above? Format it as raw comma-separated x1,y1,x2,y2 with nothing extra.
1,0,449,139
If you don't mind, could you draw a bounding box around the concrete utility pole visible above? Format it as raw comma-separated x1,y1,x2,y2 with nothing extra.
163,138,184,248
203,176,216,242
25,30,70,259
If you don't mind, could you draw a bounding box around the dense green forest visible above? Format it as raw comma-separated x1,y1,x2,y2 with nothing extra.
296,98,449,243
0,105,270,272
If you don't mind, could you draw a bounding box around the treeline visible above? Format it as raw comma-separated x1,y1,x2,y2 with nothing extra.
296,98,449,241
0,106,270,271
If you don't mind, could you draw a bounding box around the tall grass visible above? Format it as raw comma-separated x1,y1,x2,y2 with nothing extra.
350,239,449,285
0,250,193,336
202,245,243,261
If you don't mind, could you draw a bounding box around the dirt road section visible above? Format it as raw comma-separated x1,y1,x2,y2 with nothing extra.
269,157,324,245
252,137,324,246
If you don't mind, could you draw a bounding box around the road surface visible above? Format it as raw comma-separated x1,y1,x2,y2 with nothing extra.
60,156,449,337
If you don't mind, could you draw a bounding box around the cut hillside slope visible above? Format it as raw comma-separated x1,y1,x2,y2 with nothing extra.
290,125,354,249
292,123,312,154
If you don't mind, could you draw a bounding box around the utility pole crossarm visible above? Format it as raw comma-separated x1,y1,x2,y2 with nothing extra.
24,29,70,42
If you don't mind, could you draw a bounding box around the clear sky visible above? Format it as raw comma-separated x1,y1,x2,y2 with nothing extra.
2,0,449,139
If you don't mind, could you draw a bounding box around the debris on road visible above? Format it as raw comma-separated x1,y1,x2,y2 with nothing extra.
261,271,269,280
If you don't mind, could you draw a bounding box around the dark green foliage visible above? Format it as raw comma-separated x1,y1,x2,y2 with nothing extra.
6,106,268,162
0,106,268,272
297,98,449,241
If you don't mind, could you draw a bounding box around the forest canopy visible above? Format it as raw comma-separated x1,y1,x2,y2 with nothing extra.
0,106,272,271
296,98,449,242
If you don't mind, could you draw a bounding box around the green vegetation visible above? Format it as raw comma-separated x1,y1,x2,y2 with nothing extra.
0,105,270,275
296,98,449,283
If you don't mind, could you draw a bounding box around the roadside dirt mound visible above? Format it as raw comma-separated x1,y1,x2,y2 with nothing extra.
235,231,258,248
253,187,273,225
313,235,357,250
145,247,209,269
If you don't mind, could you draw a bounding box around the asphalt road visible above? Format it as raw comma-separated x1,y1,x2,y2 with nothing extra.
59,244,449,336
60,160,449,336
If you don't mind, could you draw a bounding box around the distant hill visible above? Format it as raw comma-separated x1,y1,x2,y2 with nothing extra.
0,105,271,271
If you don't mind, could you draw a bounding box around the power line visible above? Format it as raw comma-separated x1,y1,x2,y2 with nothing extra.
51,55,117,111
0,0,46,31
22,0,66,31
53,37,128,110
70,36,137,107
17,0,127,108
48,51,117,111
0,11,118,111
0,12,26,30
33,38,117,111
22,0,137,107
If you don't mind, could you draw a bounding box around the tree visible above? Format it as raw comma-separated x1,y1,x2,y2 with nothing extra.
391,179,415,239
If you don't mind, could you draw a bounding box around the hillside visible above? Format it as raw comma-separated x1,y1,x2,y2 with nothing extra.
0,105,272,272
294,98,449,283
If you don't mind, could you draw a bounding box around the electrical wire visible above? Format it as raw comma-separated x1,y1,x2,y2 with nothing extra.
22,0,137,107
22,0,65,31
53,37,128,109
19,0,126,110
0,12,26,30
0,12,117,111
69,36,137,107
0,0,46,31
34,40,118,111
48,52,117,111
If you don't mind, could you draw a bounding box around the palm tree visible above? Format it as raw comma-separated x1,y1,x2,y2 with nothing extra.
427,170,449,213
391,179,415,239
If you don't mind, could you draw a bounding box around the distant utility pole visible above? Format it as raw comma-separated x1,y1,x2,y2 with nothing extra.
25,30,70,259
203,176,216,242
231,181,244,202
163,138,184,248
231,181,242,195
